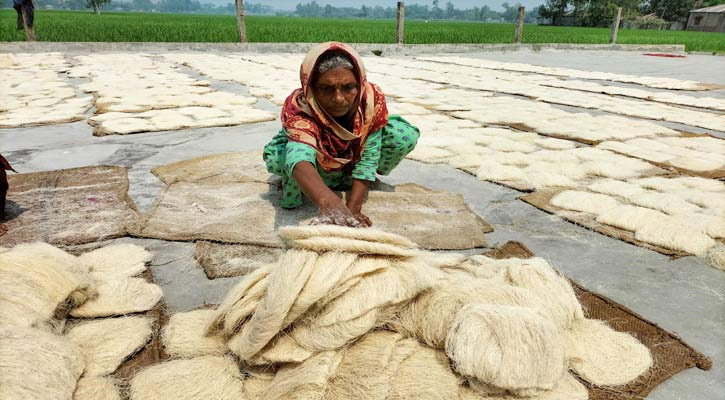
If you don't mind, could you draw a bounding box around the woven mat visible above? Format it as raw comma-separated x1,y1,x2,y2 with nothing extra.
0,166,139,247
151,150,273,185
519,190,689,258
363,185,492,250
131,181,316,247
134,182,492,250
484,241,711,400
195,241,285,279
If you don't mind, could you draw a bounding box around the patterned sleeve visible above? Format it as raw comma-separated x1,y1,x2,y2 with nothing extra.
284,141,318,177
351,128,382,181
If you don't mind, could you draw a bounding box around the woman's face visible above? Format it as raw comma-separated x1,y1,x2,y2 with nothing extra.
313,67,358,118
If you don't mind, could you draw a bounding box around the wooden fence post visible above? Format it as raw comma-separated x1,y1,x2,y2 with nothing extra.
396,1,405,45
236,0,247,44
21,2,36,42
514,6,525,44
609,7,622,44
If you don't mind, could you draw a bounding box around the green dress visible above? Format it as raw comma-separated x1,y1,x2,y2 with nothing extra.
263,115,420,208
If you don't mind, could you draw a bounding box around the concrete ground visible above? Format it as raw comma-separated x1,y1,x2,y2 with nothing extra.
2,47,723,399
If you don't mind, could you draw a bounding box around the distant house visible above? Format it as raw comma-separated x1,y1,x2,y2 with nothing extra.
687,4,725,32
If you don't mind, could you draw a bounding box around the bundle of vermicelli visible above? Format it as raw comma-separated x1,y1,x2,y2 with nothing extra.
147,225,652,400
0,242,160,400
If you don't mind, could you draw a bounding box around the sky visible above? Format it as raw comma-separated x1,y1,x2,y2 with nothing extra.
239,1,545,12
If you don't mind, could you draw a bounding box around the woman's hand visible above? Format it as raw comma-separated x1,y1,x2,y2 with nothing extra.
292,162,371,228
311,194,362,227
346,202,372,227
345,178,372,227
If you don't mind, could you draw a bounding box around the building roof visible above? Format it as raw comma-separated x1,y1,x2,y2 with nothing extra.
691,4,725,13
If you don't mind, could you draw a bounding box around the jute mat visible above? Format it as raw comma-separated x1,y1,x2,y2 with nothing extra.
519,190,689,258
195,241,285,279
0,166,139,247
131,181,316,247
484,241,712,400
151,150,273,185
363,184,492,250
134,182,492,250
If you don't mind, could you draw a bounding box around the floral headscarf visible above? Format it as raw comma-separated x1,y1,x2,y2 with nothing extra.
281,42,389,172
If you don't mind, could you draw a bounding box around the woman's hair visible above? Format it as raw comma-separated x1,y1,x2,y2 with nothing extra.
316,51,355,75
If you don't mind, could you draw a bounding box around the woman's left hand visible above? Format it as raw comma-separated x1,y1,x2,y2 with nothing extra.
347,203,372,227
346,178,372,227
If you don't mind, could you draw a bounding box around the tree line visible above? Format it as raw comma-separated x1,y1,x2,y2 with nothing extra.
0,0,539,22
540,0,724,27
2,0,721,26
0,0,275,15
294,1,540,23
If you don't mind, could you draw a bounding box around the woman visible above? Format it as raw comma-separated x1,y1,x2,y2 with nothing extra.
263,42,419,227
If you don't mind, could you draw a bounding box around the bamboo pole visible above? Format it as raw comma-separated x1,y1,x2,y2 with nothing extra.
610,7,622,44
236,0,247,44
396,2,405,45
514,6,525,44
21,2,35,42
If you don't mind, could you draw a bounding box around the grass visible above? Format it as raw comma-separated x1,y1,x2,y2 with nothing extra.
2,10,723,52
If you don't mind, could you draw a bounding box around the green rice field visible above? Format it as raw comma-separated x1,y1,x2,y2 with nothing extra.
2,10,723,52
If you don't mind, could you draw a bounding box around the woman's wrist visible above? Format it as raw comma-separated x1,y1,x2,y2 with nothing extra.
347,179,369,213
318,192,342,209
346,199,362,213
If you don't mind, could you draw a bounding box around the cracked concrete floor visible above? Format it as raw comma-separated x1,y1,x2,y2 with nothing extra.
1,48,723,400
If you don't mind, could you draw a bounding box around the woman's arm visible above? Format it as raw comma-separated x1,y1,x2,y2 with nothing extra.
345,129,382,227
292,161,361,227
346,178,372,227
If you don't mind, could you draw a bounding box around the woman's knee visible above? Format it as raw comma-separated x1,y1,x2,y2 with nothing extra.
392,125,420,155
262,143,285,176
384,116,420,154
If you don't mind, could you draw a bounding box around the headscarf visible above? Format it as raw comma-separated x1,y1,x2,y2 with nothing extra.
281,42,389,172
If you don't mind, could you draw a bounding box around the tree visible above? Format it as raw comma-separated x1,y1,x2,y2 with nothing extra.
431,0,443,18
479,5,497,20
406,4,431,19
295,1,322,17
539,0,569,25
131,0,154,11
525,6,541,22
581,0,618,26
501,2,521,22
538,0,639,26
159,0,201,13
445,1,456,18
642,0,696,23
87,0,110,14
